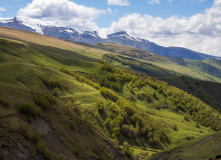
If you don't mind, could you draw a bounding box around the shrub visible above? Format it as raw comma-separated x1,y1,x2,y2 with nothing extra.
148,138,153,145
105,117,112,130
58,154,66,160
19,124,29,136
152,91,157,98
0,99,9,107
172,123,178,131
158,84,164,93
137,92,145,101
35,97,49,110
19,103,39,118
130,94,136,102
100,87,119,102
184,115,190,121
153,136,161,145
122,125,136,138
129,87,135,94
73,106,81,115
96,100,105,112
42,76,61,88
36,142,52,160
208,126,212,132
154,102,160,110
70,121,77,131
186,135,195,140
195,121,200,128
199,130,204,133
34,92,56,111
122,142,134,157
31,133,42,144
52,87,59,97
131,114,142,126
112,126,121,136
66,101,72,108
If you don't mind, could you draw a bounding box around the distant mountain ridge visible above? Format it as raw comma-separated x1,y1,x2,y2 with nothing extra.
0,16,220,61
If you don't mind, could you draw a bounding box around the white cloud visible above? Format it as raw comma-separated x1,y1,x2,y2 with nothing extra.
0,7,6,12
149,0,207,5
17,0,105,31
106,0,221,57
0,7,6,16
107,0,130,6
148,0,160,4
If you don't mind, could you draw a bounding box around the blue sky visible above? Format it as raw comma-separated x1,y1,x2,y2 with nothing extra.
0,0,221,57
0,0,214,28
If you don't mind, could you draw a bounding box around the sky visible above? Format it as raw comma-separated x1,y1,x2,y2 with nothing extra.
0,0,221,57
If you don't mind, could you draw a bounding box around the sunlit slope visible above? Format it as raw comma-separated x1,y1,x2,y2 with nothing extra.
159,76,221,110
96,42,221,83
150,131,221,160
0,27,112,59
0,39,128,159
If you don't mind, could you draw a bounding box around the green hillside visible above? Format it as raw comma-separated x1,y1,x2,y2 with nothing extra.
0,39,128,160
96,42,221,83
150,131,221,160
1,28,221,160
159,76,221,110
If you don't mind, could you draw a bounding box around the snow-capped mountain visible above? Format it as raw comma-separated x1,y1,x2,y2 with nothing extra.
0,17,220,61
106,31,220,60
0,17,104,45
42,26,103,45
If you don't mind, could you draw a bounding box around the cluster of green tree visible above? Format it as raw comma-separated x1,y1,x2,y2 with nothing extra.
102,54,180,77
99,61,221,131
59,59,221,149
41,74,61,89
161,75,221,112
59,65,168,147
181,76,220,109
97,98,167,148
34,92,56,111
156,82,221,131
59,68,101,90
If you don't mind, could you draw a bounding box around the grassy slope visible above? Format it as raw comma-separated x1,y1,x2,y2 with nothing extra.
203,59,221,69
151,61,221,82
0,38,128,159
159,76,221,110
119,85,213,147
96,42,221,83
0,27,112,59
150,131,221,160
1,28,221,160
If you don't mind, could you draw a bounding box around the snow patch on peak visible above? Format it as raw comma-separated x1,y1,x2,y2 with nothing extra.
108,31,142,42
127,33,142,42
0,17,14,23
87,31,99,38
65,29,74,33
16,16,45,35
72,28,83,35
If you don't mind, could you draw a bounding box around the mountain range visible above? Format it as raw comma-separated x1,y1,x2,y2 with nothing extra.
0,16,220,61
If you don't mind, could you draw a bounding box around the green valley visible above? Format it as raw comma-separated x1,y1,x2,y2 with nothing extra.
0,27,221,160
